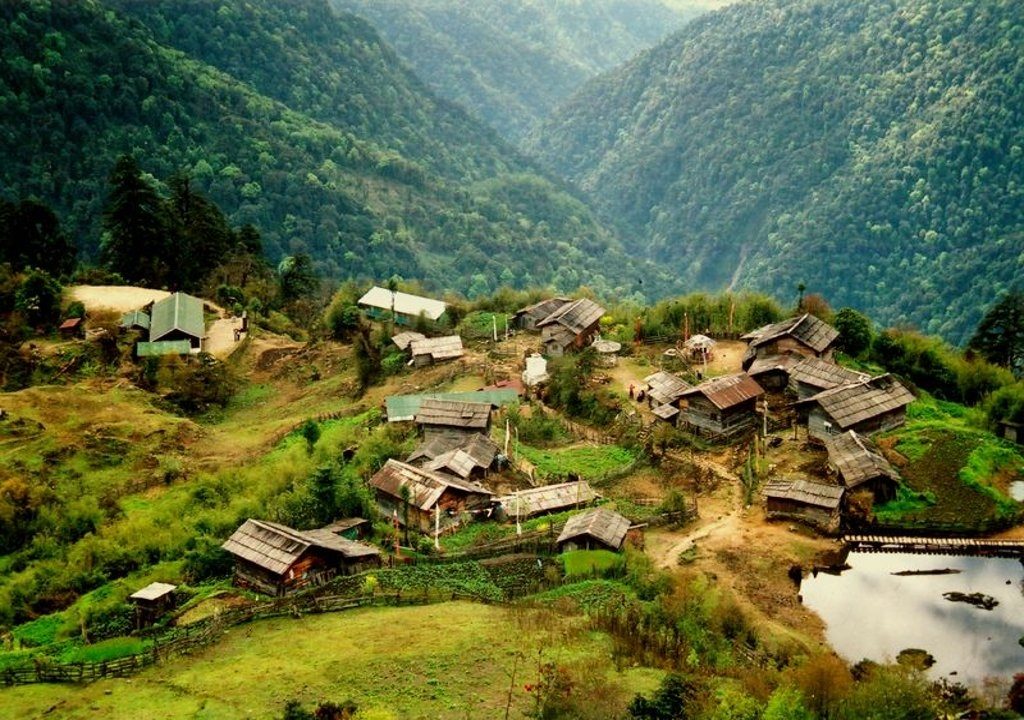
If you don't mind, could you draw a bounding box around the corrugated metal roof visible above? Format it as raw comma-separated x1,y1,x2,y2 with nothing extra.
386,390,519,422
515,297,571,322
789,357,870,390
536,298,605,334
358,286,446,320
407,433,499,469
415,397,493,429
424,448,484,479
498,481,599,518
653,404,680,420
645,371,692,405
369,459,492,510
409,335,464,360
121,310,150,330
557,507,630,550
797,375,915,428
826,431,899,488
680,373,764,410
746,314,838,353
764,479,844,509
149,292,204,343
136,340,193,357
391,331,426,351
129,582,176,602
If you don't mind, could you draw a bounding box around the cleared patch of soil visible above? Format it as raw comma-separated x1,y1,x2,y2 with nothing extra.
69,285,171,313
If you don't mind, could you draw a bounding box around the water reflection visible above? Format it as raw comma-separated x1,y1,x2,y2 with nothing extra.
800,551,1024,683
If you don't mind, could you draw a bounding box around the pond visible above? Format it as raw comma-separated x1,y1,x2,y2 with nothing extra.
800,550,1024,684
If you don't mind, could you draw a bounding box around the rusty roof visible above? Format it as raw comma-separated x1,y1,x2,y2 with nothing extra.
645,371,692,405
557,507,631,550
498,481,599,518
796,375,915,429
764,478,844,509
746,314,838,353
680,373,764,410
369,459,492,511
789,356,870,390
536,298,605,334
415,397,492,429
826,431,899,489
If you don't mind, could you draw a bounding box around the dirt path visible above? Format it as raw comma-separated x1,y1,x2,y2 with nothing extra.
205,316,245,358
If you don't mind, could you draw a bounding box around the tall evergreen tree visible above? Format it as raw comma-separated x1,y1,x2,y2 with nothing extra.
968,290,1024,375
100,155,169,287
0,199,76,277
165,172,233,290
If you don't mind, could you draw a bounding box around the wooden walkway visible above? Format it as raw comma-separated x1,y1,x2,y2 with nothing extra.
844,534,1024,557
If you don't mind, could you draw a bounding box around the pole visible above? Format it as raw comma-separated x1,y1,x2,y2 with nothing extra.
516,491,522,536
762,399,768,438
435,505,440,549
493,315,498,342
505,418,511,455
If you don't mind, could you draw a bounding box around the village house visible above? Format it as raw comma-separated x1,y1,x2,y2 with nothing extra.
222,519,381,596
644,371,692,424
408,335,464,367
825,430,900,503
741,314,839,371
514,297,571,331
764,478,845,534
788,356,871,400
368,459,494,535
556,507,632,552
391,331,426,351
795,374,915,442
135,292,205,356
385,389,519,423
678,373,765,438
357,286,447,326
416,433,502,480
535,298,605,357
415,397,493,444
498,480,599,520
120,309,150,334
746,353,802,392
129,582,177,628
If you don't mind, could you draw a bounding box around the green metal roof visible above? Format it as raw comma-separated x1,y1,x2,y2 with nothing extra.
120,310,150,330
386,389,519,422
136,340,193,357
149,292,205,343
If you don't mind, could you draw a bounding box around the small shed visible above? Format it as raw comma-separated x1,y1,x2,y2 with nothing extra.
59,317,84,338
645,371,692,408
409,335,464,367
358,286,447,326
557,507,631,552
678,373,765,438
368,459,494,536
537,298,605,357
222,519,381,596
788,357,870,400
499,481,599,520
741,314,839,370
415,397,493,444
129,582,177,628
795,374,915,442
120,310,151,333
149,292,205,350
683,334,716,362
825,430,899,503
764,478,844,533
514,297,572,332
391,331,426,351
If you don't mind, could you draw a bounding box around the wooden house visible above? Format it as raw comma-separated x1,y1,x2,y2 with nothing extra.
59,317,84,338
415,397,493,444
368,459,494,536
129,582,177,628
764,478,844,533
407,432,500,474
319,517,371,541
358,286,447,326
795,374,915,442
746,353,801,392
498,481,599,520
222,519,381,596
408,335,464,367
536,298,605,357
788,356,870,400
385,390,518,423
556,507,631,552
148,292,205,351
741,314,838,370
514,297,571,331
678,373,765,438
644,371,692,423
825,431,899,503
391,331,426,351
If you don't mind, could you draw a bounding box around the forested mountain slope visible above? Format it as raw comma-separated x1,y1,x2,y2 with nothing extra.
0,0,665,298
330,0,709,141
529,0,1024,343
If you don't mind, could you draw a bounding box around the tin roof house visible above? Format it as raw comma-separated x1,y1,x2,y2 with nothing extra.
358,286,447,326
136,292,205,356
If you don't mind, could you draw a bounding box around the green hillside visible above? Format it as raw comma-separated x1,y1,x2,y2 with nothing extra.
330,0,700,141
528,0,1024,343
0,0,664,299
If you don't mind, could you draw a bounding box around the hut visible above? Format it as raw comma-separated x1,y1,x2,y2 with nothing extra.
368,459,494,536
58,317,84,338
514,297,571,332
825,431,899,503
741,314,838,370
385,389,518,423
536,298,605,357
764,478,844,533
788,356,870,400
678,373,765,438
645,371,692,408
129,582,177,628
357,286,447,326
120,310,151,333
415,397,493,443
795,374,915,442
683,334,716,363
746,353,802,392
148,292,205,351
407,432,500,474
557,507,631,552
498,481,599,520
592,338,622,367
391,331,426,351
222,519,381,596
421,433,502,480
408,335,464,367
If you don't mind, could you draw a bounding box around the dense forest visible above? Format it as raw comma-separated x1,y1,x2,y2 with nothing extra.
0,0,671,300
330,0,699,141
529,0,1024,344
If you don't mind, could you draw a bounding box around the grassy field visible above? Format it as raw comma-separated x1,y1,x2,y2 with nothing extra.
518,443,638,480
1,602,662,720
